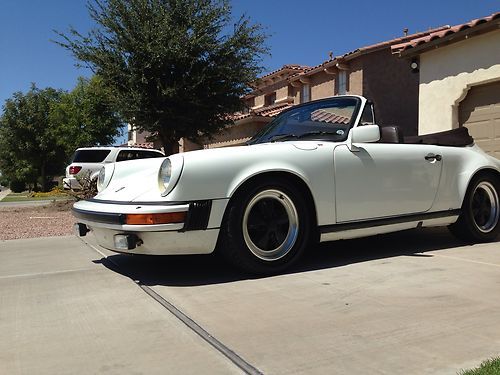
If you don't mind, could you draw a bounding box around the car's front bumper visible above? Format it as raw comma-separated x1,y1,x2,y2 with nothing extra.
72,198,228,255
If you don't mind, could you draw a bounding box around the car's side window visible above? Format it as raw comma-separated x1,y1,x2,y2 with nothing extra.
359,103,375,126
116,150,136,162
116,150,162,162
137,151,156,159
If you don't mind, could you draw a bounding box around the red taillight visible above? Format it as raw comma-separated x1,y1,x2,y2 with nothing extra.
69,166,82,175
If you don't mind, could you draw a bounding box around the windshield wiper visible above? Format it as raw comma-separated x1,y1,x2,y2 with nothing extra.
270,131,341,142
269,134,299,142
296,130,341,139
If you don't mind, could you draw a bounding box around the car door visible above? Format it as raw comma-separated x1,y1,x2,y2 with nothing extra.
333,142,443,222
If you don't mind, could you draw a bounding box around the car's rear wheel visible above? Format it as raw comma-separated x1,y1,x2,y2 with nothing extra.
449,173,500,242
218,179,312,274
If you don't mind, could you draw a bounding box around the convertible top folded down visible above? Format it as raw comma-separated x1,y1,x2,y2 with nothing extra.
405,127,474,147
380,126,474,147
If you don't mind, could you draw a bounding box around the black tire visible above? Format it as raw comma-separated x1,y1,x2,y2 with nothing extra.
218,178,312,274
449,173,500,242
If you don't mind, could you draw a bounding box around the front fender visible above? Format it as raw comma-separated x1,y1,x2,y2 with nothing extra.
166,142,337,226
226,162,309,198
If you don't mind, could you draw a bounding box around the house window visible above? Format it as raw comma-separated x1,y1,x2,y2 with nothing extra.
301,84,310,103
264,92,276,106
338,71,347,95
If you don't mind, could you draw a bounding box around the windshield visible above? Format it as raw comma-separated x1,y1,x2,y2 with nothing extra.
248,97,361,145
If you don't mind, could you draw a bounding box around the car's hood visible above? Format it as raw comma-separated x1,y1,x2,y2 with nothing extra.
183,140,322,159
93,141,331,202
94,157,166,201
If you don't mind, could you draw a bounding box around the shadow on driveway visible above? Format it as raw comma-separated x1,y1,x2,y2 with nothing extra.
94,227,488,287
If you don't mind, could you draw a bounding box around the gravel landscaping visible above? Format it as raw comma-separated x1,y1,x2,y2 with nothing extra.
0,201,75,240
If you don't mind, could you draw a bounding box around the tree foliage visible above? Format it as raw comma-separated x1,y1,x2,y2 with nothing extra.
0,79,121,192
50,76,122,155
56,0,269,154
0,86,66,192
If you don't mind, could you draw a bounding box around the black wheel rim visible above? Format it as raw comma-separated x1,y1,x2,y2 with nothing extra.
471,181,499,233
242,189,299,261
247,198,289,250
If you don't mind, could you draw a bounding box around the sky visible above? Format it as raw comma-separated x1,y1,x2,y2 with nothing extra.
0,0,498,145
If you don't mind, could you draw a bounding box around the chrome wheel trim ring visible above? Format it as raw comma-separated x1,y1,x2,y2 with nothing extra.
471,181,499,233
242,189,299,261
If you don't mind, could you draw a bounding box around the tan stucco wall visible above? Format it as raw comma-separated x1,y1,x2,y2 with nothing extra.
251,80,290,108
254,94,265,108
347,59,363,95
418,30,500,134
276,85,289,101
310,71,335,100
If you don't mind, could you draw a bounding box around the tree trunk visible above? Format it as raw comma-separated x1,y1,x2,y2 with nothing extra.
40,163,47,192
162,141,177,156
158,131,179,156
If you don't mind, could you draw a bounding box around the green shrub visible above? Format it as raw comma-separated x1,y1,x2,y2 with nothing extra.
0,175,9,187
9,179,26,193
460,357,500,374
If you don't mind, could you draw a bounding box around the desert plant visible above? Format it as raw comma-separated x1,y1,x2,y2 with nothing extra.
64,172,97,200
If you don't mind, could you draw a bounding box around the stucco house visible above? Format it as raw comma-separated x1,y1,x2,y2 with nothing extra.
392,12,500,159
128,25,454,152
179,64,310,151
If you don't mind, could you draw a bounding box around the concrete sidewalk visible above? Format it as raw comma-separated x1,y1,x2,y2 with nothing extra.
0,236,239,375
0,187,11,201
91,228,500,375
1,229,499,374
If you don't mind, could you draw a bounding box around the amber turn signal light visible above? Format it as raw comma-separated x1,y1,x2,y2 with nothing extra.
124,212,186,225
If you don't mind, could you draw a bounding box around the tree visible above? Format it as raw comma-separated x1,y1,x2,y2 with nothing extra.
0,79,122,192
0,85,66,192
50,75,122,155
56,0,268,154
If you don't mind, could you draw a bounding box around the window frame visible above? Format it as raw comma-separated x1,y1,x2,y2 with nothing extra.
338,71,347,95
301,84,310,103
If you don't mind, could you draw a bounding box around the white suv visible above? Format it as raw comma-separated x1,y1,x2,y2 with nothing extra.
63,147,164,190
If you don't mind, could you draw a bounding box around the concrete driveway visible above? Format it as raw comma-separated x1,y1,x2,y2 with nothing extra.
1,228,499,374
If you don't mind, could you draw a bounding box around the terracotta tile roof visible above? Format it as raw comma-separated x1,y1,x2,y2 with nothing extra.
311,109,350,124
258,64,311,80
232,102,293,121
391,12,500,54
204,136,252,148
289,25,451,79
129,142,155,149
231,112,253,121
255,103,293,117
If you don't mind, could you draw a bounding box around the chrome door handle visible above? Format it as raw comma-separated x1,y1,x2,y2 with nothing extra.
425,153,442,162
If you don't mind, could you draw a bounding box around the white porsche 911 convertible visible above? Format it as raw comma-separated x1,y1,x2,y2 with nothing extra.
73,95,500,274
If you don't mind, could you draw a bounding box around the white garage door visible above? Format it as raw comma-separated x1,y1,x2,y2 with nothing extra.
459,81,500,160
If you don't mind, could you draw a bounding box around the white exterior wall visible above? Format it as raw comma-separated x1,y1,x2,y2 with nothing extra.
127,123,136,146
418,30,500,135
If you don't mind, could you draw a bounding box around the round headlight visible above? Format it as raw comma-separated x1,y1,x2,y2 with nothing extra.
97,167,106,191
158,158,172,195
96,163,115,192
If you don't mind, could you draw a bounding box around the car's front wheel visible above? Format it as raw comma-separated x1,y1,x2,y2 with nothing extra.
218,179,312,274
449,173,500,242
